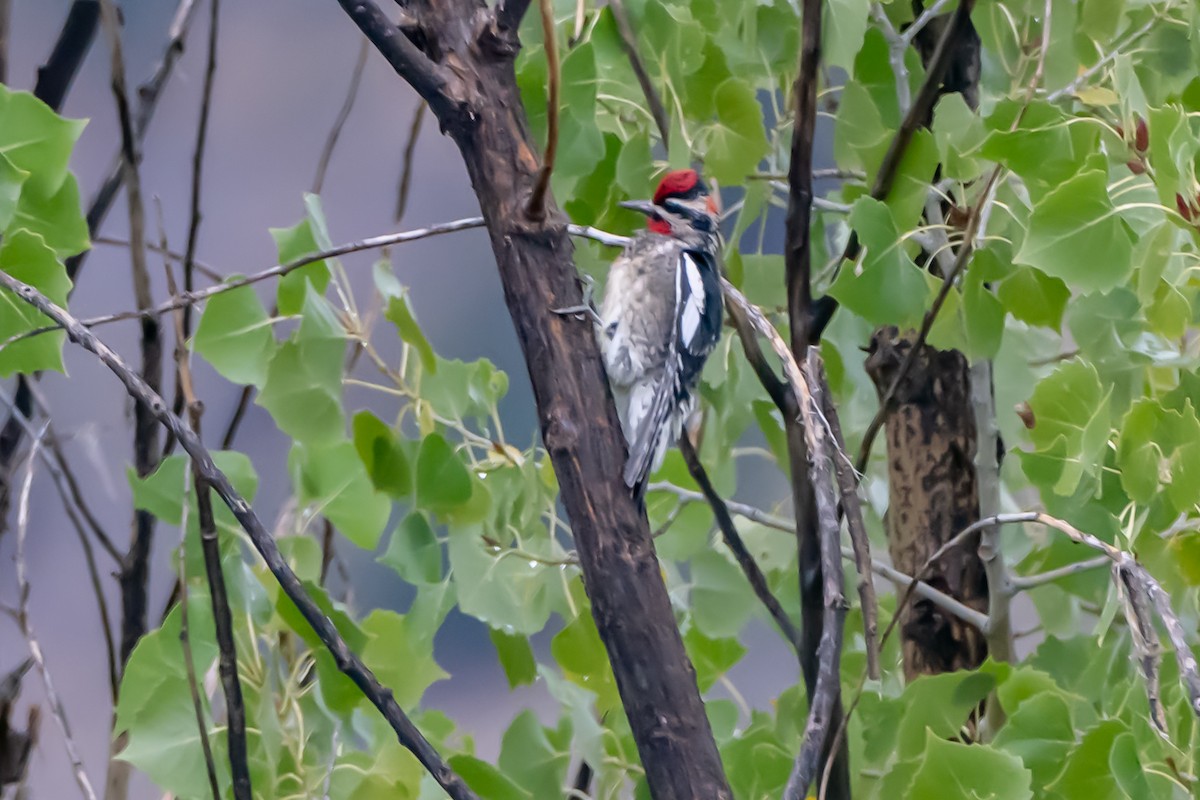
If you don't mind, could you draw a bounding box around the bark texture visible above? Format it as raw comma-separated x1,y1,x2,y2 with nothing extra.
866,328,988,680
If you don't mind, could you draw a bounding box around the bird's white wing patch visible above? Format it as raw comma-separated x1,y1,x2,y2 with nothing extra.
677,253,706,349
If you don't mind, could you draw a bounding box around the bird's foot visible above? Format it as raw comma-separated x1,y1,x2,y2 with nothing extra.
552,274,602,325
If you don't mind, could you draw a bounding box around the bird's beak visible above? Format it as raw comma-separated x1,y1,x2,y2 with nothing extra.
618,199,658,217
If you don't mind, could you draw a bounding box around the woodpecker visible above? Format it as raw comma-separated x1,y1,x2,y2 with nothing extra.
598,169,724,499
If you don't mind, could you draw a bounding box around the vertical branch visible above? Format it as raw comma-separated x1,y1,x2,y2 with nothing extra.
177,569,222,800
395,102,427,223
14,432,100,800
181,0,221,337
0,0,10,84
32,0,102,110
819,380,880,680
161,207,253,798
526,0,558,221
98,0,163,669
781,0,852,796
313,38,370,195
608,0,670,147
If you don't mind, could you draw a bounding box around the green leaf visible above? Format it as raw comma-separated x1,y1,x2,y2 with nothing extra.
420,356,508,423
378,511,442,584
905,732,1032,800
1014,170,1133,293
416,432,473,513
0,230,71,376
489,627,538,689
289,440,391,549
257,287,345,445
271,218,330,316
932,93,987,181
703,79,769,185
684,626,746,692
449,755,530,800
0,153,28,231
997,266,1070,331
194,281,276,386
360,609,448,710
552,605,620,711
8,172,89,258
992,691,1075,787
0,86,86,195
1024,360,1112,495
374,261,437,373
823,0,870,71
352,410,412,498
448,524,556,635
1047,719,1127,798
690,550,757,639
114,592,223,797
499,711,571,800
829,197,933,326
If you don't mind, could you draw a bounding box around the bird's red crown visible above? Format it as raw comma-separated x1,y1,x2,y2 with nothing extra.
653,169,703,205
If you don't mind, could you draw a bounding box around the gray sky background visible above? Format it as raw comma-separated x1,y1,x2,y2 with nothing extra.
0,2,802,796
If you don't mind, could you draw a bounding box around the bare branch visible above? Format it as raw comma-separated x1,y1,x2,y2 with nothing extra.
1045,16,1158,103
395,102,427,222
66,0,201,283
609,0,670,146
1008,556,1109,591
181,0,221,336
32,1,102,111
100,0,165,673
0,0,11,84
0,268,480,800
818,375,879,680
677,437,801,654
526,0,559,221
14,430,100,800
783,355,845,800
902,0,953,45
314,39,370,195
161,212,253,798
334,0,450,114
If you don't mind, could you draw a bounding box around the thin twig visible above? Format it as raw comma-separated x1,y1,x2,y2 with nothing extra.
0,0,11,84
0,268,480,800
13,430,100,800
677,437,802,653
161,204,253,798
871,4,910,114
853,164,1000,474
526,0,559,221
313,38,370,195
647,481,990,632
177,558,222,800
1008,556,1109,591
0,389,119,699
181,0,221,337
32,0,102,111
818,374,879,680
100,0,165,670
395,102,427,223
608,0,670,146
902,0,953,44
66,0,200,282
9,217,490,344
1045,16,1158,102
783,356,845,800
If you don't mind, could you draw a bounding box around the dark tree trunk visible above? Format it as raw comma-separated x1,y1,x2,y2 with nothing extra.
865,329,988,680
337,2,731,797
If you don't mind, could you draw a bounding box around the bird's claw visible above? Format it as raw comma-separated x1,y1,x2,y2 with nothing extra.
552,274,602,325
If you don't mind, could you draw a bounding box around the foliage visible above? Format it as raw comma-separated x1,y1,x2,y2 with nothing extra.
5,0,1200,796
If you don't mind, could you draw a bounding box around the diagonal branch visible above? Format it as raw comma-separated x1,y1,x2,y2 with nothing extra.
335,0,451,115
608,0,670,146
13,431,100,800
32,0,101,109
0,267,480,800
677,437,801,653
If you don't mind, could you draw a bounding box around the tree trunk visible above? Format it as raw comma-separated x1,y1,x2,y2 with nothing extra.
865,329,988,680
337,2,731,796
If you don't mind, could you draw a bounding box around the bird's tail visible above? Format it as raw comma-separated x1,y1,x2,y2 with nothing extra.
623,371,678,501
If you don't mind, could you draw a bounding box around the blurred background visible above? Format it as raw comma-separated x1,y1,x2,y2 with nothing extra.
0,1,804,795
